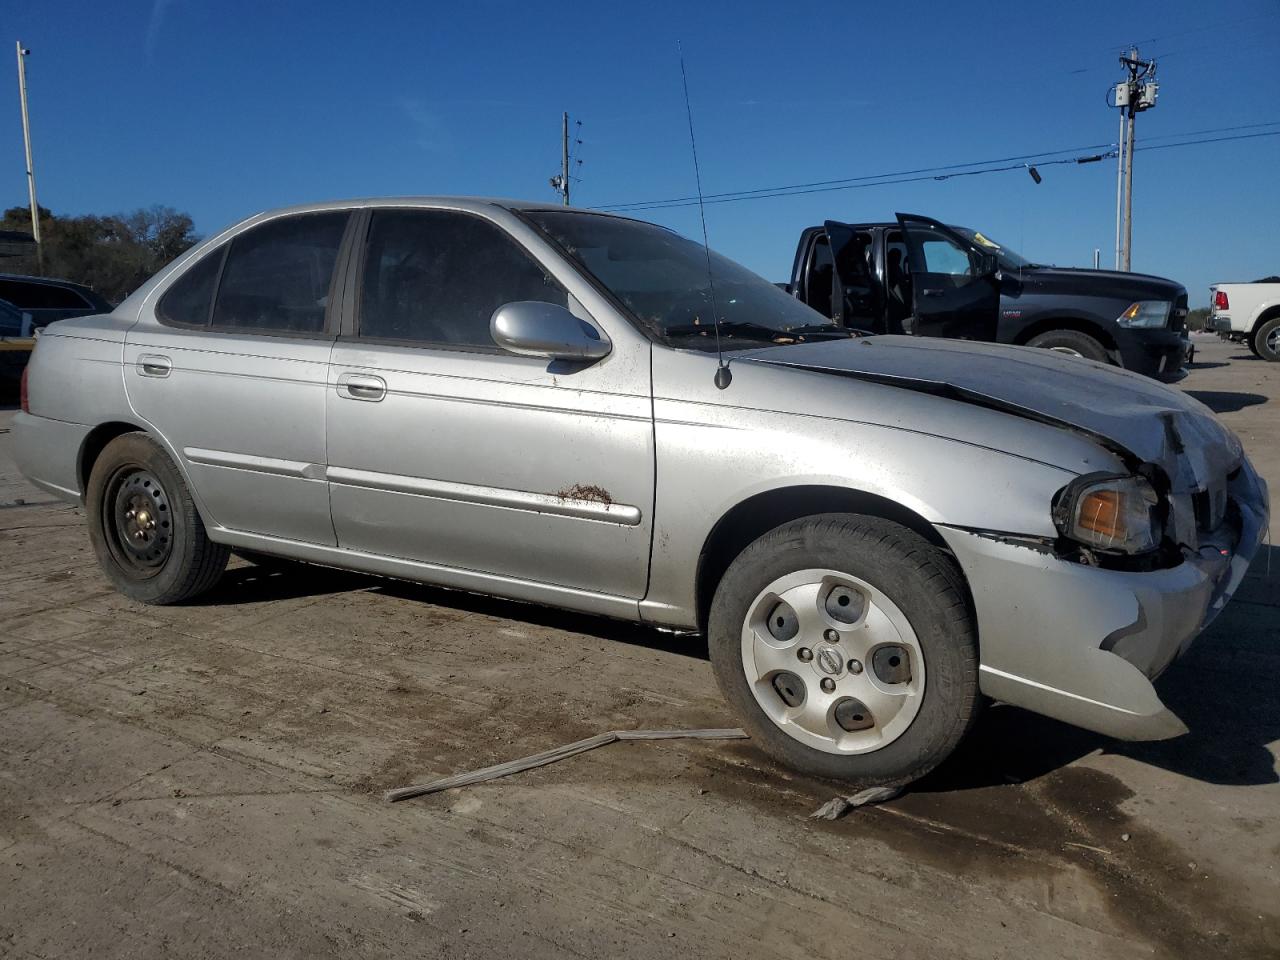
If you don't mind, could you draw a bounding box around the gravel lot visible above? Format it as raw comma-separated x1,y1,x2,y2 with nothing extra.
1,334,1276,959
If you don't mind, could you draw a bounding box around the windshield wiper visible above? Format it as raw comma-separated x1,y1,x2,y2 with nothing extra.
782,323,859,339
663,320,792,342
664,320,856,343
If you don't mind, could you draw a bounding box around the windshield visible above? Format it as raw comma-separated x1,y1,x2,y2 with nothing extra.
524,210,832,348
952,227,1034,270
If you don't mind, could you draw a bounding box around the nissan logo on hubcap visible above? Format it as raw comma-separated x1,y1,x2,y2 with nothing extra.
815,645,843,676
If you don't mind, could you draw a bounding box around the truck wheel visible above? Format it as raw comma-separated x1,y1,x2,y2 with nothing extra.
1026,329,1110,363
86,433,229,604
708,514,978,786
1254,317,1280,362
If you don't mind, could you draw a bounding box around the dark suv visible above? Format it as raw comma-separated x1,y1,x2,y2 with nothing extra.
787,214,1191,380
0,274,113,383
0,274,113,331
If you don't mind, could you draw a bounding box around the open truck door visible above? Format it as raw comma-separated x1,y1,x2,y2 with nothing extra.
824,221,883,333
894,213,1000,341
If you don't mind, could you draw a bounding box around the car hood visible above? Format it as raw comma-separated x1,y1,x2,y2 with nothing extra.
1017,265,1185,302
738,336,1240,493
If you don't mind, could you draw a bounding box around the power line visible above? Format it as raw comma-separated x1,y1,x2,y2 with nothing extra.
594,123,1280,213
1137,128,1280,153
1106,11,1277,53
595,142,1117,211
1139,119,1280,141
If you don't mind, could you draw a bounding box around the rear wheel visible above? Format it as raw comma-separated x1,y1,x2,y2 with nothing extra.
86,433,229,604
1026,329,1110,363
708,514,978,786
1254,317,1280,362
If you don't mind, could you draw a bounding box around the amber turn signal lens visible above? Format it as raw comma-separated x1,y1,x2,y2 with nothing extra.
1077,489,1123,539
1054,474,1161,554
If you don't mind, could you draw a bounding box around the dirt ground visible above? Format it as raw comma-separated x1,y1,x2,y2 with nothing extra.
0,335,1276,959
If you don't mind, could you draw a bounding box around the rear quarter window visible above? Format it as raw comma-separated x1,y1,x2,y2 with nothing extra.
157,247,225,327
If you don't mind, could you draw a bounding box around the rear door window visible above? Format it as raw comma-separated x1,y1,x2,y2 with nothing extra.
357,209,566,347
210,212,349,334
0,278,91,309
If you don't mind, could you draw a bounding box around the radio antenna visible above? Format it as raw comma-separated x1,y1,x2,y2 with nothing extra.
677,42,731,390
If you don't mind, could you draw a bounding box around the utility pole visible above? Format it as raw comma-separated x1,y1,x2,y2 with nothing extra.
560,111,570,207
1112,47,1158,272
548,113,583,207
15,41,42,274
1113,106,1126,269
549,112,571,206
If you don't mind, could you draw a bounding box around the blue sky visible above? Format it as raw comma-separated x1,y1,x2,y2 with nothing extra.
7,0,1279,305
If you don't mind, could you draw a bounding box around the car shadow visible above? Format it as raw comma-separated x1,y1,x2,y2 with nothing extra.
204,544,1277,789
373,577,707,659
203,555,708,660
1184,390,1268,413
198,560,378,605
1187,361,1230,370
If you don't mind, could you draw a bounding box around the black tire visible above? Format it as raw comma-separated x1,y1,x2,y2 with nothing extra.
1026,329,1110,363
1253,316,1280,362
708,514,979,786
86,433,229,604
1247,335,1261,357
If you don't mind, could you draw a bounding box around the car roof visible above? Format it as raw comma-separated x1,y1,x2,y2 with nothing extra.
237,196,647,223
0,272,101,295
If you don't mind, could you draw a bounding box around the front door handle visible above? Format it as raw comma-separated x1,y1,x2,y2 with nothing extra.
136,354,172,378
336,372,387,402
921,289,945,298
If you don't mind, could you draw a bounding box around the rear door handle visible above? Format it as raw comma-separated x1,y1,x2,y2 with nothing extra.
136,354,172,378
336,372,387,402
921,289,945,298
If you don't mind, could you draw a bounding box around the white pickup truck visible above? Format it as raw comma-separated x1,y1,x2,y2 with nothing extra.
1208,278,1280,361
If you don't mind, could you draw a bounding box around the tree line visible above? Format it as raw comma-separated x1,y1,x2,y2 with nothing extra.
1,204,200,305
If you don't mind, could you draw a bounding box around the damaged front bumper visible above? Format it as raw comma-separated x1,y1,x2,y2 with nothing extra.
939,459,1269,741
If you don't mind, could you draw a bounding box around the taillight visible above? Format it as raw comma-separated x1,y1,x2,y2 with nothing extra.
1213,289,1229,310
19,362,30,413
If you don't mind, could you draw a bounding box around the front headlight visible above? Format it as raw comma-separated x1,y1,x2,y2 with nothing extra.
1052,474,1161,554
1116,300,1171,328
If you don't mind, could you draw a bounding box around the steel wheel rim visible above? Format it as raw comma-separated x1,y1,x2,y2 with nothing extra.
103,466,173,577
1048,346,1084,358
740,569,926,755
1268,328,1280,353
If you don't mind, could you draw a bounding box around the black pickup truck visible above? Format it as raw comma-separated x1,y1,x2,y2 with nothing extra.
785,213,1191,379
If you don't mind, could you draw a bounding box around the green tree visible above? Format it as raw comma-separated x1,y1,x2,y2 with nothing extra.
0,204,200,304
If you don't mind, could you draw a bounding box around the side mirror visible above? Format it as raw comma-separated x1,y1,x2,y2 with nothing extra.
490,301,611,362
978,252,999,277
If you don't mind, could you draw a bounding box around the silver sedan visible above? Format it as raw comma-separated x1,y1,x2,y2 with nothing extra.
12,198,1268,786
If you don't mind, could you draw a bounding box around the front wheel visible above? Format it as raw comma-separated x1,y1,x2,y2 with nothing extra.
1026,329,1110,363
1254,317,1280,362
708,514,978,786
86,433,229,604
